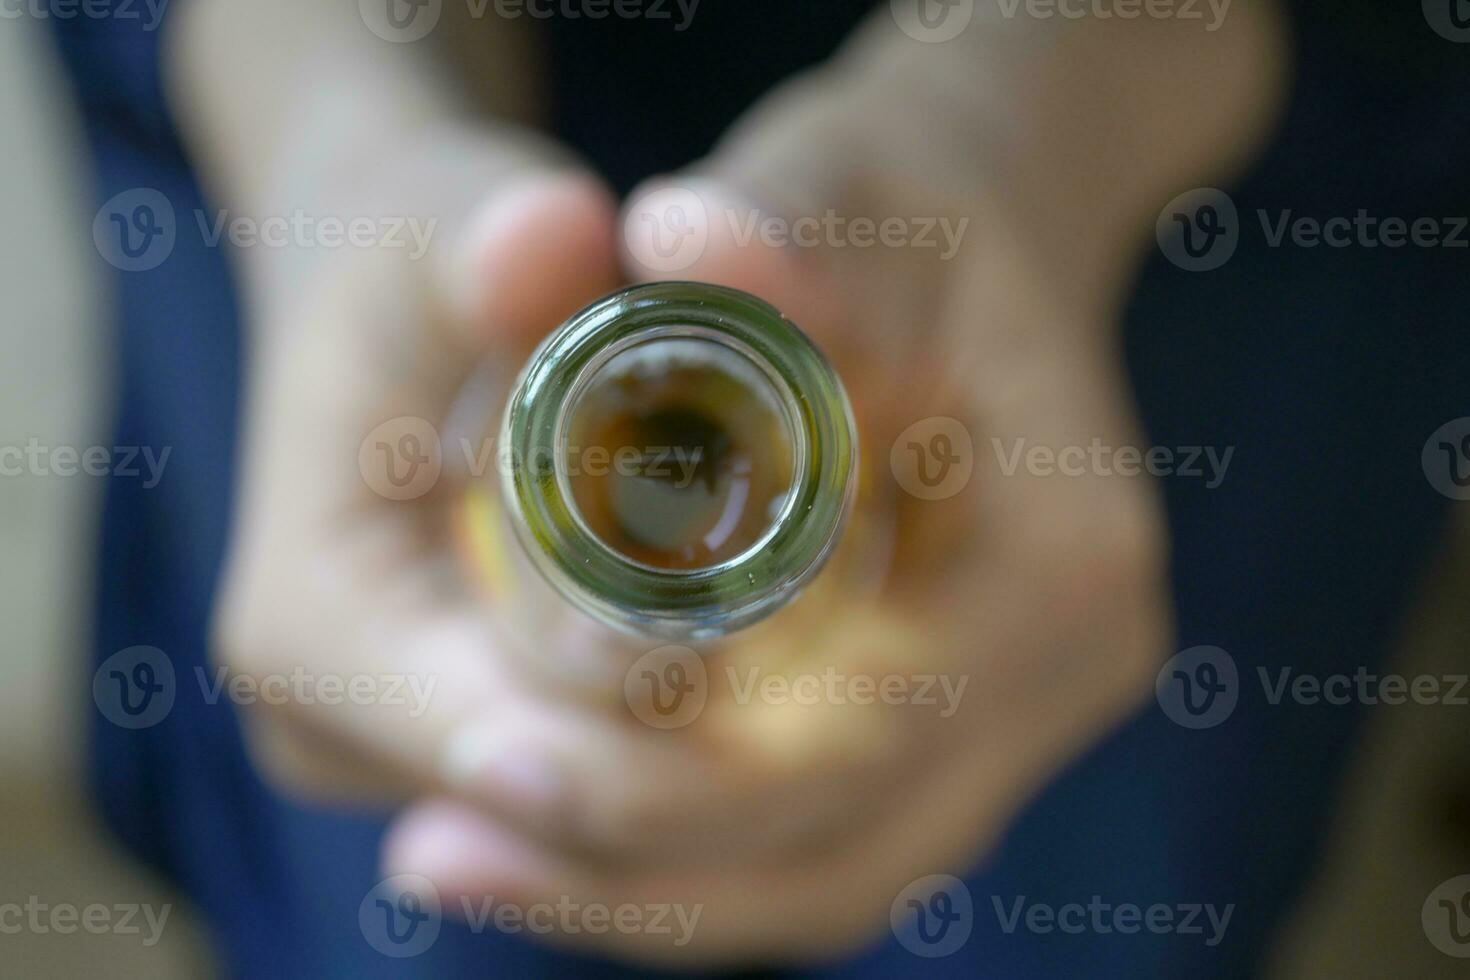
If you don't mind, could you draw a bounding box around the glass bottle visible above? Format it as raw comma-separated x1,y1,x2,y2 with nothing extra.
453,282,877,690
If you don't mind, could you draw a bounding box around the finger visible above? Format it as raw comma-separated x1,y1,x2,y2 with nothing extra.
216,172,621,802
616,4,1003,347
614,23,996,438
433,675,900,866
618,177,841,345
443,171,620,358
381,585,1159,968
380,717,1022,968
425,608,940,867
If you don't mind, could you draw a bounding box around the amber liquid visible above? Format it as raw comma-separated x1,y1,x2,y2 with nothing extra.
564,338,795,571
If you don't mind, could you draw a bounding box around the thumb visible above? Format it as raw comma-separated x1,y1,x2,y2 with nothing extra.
618,177,841,343
444,171,621,361
616,7,992,352
619,0,1285,337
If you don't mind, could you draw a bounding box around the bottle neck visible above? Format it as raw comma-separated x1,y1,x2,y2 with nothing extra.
499,282,856,641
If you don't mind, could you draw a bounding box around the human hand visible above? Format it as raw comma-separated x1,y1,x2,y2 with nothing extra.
378,5,1285,966
210,137,626,804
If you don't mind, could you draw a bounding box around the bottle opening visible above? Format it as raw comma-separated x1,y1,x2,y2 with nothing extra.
558,334,798,572
499,282,855,639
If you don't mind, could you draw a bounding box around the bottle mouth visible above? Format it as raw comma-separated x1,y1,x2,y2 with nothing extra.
553,329,806,576
500,282,856,640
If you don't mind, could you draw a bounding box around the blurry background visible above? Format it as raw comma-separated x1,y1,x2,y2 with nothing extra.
0,17,1465,978
0,20,211,977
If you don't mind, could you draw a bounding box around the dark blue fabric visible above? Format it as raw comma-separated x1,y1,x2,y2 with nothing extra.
543,0,875,192
51,2,1469,977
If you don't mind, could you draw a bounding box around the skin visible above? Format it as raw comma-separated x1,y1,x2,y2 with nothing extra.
167,0,1288,967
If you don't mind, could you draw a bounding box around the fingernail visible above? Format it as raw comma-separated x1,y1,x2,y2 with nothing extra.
383,801,534,895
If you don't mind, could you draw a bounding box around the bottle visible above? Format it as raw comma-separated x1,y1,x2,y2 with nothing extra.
453,282,872,689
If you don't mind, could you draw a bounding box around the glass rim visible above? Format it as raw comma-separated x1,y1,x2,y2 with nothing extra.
499,282,857,638
550,324,809,578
